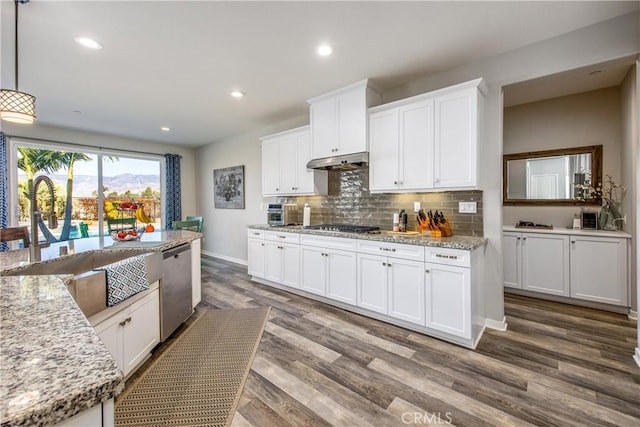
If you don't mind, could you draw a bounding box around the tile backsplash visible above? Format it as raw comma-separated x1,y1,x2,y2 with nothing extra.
277,168,483,237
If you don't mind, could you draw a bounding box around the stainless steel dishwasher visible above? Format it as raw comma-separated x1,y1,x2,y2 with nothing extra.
161,243,192,341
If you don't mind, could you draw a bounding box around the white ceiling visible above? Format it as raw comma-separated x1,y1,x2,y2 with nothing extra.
1,1,638,148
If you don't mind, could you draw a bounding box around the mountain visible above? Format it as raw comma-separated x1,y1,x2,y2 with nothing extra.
18,173,161,197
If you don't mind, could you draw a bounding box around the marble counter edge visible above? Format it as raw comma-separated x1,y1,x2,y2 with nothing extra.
248,225,487,250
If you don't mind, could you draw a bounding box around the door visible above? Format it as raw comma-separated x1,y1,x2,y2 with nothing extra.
261,139,280,194
502,232,521,289
264,241,283,283
278,135,298,194
123,291,159,376
521,233,570,296
388,258,425,325
300,246,327,296
94,315,123,371
336,88,366,155
247,238,265,278
425,263,471,339
294,130,315,194
433,89,477,188
570,236,628,306
281,243,301,288
399,100,434,190
310,97,335,159
326,249,357,305
357,253,388,314
369,109,399,191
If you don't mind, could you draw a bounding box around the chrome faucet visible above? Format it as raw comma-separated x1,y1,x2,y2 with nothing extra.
30,175,58,261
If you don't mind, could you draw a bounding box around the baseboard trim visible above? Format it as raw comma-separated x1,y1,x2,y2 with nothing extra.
201,250,247,266
485,316,508,331
629,310,638,320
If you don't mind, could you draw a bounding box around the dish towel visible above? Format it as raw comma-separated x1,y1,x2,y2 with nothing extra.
96,255,149,306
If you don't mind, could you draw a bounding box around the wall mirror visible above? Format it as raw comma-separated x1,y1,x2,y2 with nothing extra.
503,145,602,205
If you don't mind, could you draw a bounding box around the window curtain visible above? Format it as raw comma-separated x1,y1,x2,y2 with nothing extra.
164,153,182,228
1,132,8,251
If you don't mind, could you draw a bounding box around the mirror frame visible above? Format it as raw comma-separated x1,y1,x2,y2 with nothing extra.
502,145,602,206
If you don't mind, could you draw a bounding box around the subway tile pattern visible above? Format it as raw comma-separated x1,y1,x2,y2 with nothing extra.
278,168,483,237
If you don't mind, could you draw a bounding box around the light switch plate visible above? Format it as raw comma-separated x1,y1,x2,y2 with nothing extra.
459,201,477,213
414,201,421,212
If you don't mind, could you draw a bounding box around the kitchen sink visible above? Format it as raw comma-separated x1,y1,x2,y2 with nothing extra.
6,251,162,317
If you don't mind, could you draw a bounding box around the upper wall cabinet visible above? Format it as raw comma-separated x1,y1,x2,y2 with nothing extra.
307,79,382,159
369,78,485,193
261,126,328,197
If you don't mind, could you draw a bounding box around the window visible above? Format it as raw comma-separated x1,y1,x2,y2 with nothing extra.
10,139,162,245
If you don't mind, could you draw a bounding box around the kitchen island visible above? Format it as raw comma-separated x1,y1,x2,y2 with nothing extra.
248,225,487,348
0,230,202,427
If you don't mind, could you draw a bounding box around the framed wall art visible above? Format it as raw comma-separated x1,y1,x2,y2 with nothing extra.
213,165,245,209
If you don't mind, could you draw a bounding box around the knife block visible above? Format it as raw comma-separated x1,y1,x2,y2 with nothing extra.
438,220,453,237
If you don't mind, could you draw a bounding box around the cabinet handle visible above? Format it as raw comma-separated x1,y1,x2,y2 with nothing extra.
434,178,440,183
252,232,260,235
394,181,398,185
119,316,132,327
425,269,430,273
382,262,386,266
571,240,576,244
387,263,392,267
399,181,403,185
522,237,527,240
261,243,264,246
275,188,279,191
516,237,520,240
278,235,286,239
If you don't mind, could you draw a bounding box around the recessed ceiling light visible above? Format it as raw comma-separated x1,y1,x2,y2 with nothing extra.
161,126,171,132
317,44,333,57
74,36,103,50
230,90,245,98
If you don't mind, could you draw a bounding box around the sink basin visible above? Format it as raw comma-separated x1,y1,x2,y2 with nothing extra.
7,251,162,317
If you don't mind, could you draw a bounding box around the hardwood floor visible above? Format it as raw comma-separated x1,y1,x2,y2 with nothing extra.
169,256,640,426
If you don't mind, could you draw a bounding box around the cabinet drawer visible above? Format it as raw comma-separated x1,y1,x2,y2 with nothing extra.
265,231,300,244
357,240,424,262
248,229,265,239
425,247,470,268
299,234,357,252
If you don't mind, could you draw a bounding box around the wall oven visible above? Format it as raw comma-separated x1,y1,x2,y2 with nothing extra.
267,203,298,226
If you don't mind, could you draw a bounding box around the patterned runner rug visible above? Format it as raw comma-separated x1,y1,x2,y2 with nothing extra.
115,307,270,426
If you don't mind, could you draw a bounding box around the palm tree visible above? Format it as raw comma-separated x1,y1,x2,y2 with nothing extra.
56,152,92,241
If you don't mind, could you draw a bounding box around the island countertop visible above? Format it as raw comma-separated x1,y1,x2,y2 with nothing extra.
0,229,202,426
248,224,487,250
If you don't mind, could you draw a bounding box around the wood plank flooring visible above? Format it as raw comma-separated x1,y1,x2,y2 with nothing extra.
142,256,640,426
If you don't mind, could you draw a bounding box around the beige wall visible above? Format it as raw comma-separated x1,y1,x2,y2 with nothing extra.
502,87,622,227
1,122,198,224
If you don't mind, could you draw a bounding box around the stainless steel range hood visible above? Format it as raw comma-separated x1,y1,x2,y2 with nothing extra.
306,152,369,170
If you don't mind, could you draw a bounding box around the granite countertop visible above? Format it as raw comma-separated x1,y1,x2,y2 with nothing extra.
0,275,124,427
1,229,202,275
248,224,487,250
0,229,202,426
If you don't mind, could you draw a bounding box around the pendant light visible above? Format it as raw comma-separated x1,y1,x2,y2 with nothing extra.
0,0,36,124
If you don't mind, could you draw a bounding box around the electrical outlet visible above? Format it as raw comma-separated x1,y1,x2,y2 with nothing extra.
414,201,421,212
459,201,477,213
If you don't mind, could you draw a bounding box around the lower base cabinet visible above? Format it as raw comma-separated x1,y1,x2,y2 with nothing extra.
265,241,300,288
301,245,357,304
191,238,202,308
425,262,471,339
55,398,114,427
93,287,160,377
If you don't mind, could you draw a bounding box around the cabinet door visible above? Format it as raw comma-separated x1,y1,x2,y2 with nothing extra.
369,109,399,191
326,248,357,305
281,243,300,288
399,100,434,191
300,246,327,296
425,263,471,339
247,238,265,278
264,241,283,283
294,130,315,194
310,98,335,159
502,232,521,289
94,315,123,371
570,236,628,306
521,233,570,297
261,139,280,194
433,89,477,188
336,88,366,155
278,135,298,194
356,253,388,314
191,238,201,308
122,290,159,376
388,258,425,325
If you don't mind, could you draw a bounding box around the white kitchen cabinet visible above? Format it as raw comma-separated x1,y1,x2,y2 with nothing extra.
261,126,327,196
248,229,265,278
55,399,114,427
502,231,522,289
264,231,300,288
369,100,434,192
191,238,201,308
356,252,425,326
570,235,628,306
433,88,479,188
301,245,357,304
425,262,471,339
308,79,381,159
93,287,160,377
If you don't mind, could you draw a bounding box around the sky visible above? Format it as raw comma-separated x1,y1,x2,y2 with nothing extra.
18,152,161,177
